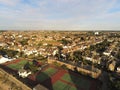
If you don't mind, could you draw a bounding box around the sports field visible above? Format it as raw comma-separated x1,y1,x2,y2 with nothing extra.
7,60,31,70
36,67,57,82
3,60,100,90
53,80,77,90
34,65,96,90
61,73,90,90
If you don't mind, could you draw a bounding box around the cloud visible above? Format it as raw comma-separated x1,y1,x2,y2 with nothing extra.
0,0,120,30
0,0,20,6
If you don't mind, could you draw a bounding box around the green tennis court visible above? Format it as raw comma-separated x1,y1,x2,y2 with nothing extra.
53,80,77,90
36,67,57,82
43,67,57,76
61,73,90,90
7,60,31,70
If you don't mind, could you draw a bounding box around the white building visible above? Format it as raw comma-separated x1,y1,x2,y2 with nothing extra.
0,56,13,64
117,67,120,72
103,52,111,56
94,32,99,35
18,69,31,78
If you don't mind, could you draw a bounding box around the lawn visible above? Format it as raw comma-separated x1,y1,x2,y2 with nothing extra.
61,73,90,90
53,80,77,90
36,67,57,82
7,60,31,70
43,67,57,76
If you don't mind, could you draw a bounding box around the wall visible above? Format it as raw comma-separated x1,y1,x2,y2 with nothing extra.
0,68,31,90
48,59,101,78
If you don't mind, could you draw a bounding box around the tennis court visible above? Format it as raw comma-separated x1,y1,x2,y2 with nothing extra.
61,73,90,90
7,60,31,70
4,62,100,90
53,80,77,90
36,67,57,82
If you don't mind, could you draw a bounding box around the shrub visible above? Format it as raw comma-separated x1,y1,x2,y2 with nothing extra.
61,64,68,69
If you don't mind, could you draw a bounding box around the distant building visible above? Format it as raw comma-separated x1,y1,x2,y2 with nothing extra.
117,66,120,72
94,32,99,35
108,61,116,71
103,52,111,56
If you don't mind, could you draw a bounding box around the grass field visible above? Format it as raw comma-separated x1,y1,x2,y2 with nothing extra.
61,73,90,90
53,80,77,90
36,67,57,82
7,60,31,70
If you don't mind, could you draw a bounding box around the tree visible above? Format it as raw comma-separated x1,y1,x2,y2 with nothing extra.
24,61,30,70
115,81,120,90
84,49,92,57
61,64,68,69
73,50,83,62
37,42,42,46
89,45,95,51
56,46,63,60
61,39,72,45
19,39,29,46
116,51,120,59
19,51,24,57
7,50,18,58
0,49,18,58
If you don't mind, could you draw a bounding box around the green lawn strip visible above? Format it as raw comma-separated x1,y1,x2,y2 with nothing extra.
61,73,90,90
61,74,73,83
36,67,57,82
8,60,31,70
36,72,49,82
8,64,20,70
43,67,57,76
8,63,23,70
53,80,77,90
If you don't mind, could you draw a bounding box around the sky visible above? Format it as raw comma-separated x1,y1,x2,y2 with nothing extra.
0,0,120,30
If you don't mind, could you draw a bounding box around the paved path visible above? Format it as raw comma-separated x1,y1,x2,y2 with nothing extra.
100,71,110,90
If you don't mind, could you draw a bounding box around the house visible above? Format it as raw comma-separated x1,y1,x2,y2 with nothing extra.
33,84,48,90
117,67,120,72
43,43,48,46
108,61,116,71
52,50,58,56
0,42,6,47
103,52,111,56
0,56,13,64
18,68,31,78
32,60,41,67
94,32,99,35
